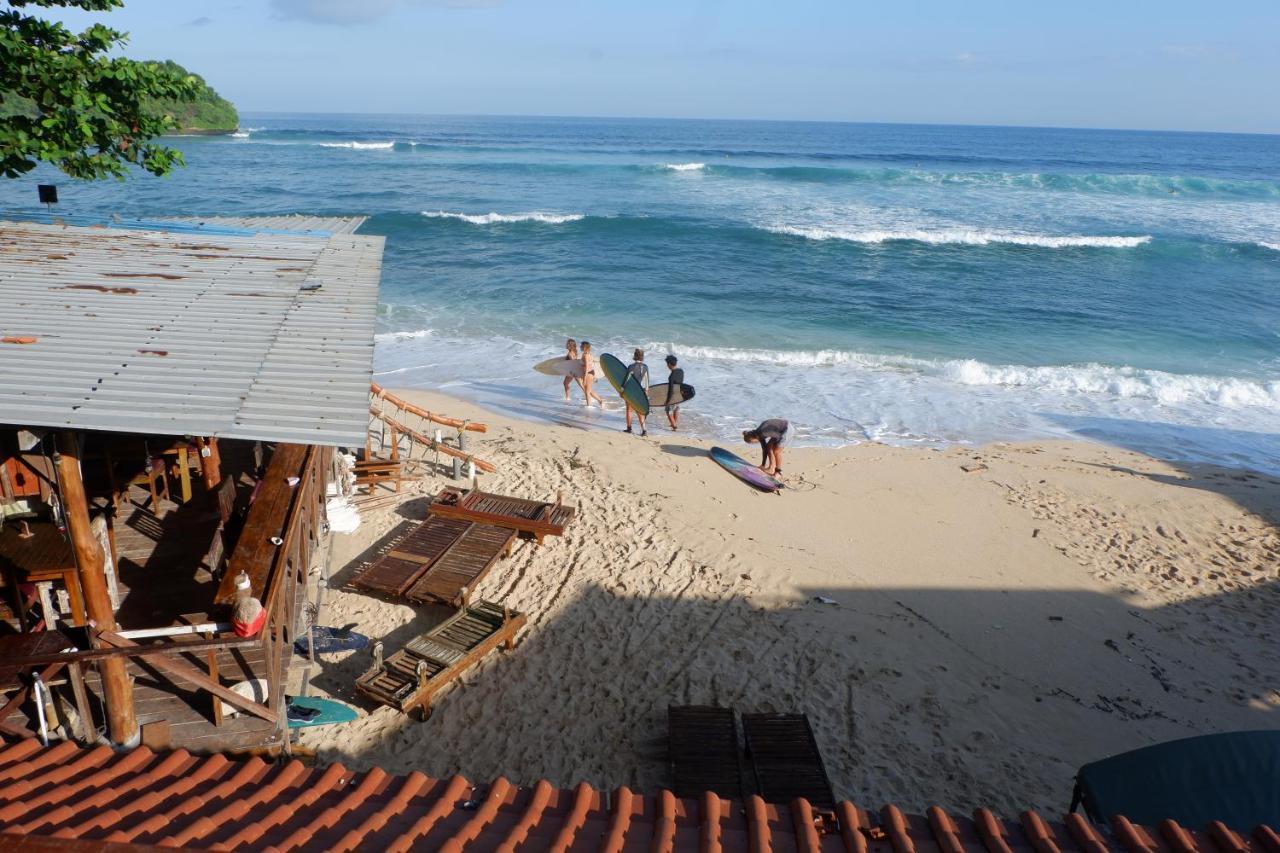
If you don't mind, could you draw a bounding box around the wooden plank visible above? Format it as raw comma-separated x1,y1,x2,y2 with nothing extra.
428,497,566,538
216,443,309,605
96,631,277,724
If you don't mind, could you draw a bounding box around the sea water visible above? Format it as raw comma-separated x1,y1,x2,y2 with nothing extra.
3,115,1277,472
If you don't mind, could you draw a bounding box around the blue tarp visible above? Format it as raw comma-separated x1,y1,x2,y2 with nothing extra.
1077,730,1280,831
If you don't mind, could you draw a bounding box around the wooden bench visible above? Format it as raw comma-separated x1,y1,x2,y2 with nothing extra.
354,601,524,719
427,487,576,545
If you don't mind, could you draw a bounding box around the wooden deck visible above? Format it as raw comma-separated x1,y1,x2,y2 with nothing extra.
1,439,318,754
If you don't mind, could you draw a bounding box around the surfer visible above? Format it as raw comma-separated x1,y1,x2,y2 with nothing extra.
624,348,650,435
663,354,684,431
579,341,606,408
743,418,791,476
563,338,582,401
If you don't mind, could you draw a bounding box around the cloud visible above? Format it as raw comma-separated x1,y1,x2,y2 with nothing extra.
271,0,499,25
186,16,213,27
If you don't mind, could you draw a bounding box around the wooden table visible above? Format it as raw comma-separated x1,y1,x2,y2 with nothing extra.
0,520,87,626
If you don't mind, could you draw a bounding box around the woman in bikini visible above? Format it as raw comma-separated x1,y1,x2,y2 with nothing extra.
579,341,606,408
562,338,583,401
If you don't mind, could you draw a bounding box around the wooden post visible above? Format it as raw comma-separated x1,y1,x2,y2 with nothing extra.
196,437,222,491
56,431,138,746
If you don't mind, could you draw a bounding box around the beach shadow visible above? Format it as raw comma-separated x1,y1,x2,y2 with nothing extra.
312,566,1279,820
659,444,709,458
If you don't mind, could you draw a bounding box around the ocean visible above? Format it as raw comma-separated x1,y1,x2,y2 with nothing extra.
3,115,1278,472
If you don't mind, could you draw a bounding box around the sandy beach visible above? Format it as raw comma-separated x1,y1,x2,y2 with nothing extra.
296,388,1280,815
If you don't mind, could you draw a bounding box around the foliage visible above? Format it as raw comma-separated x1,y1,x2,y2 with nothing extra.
0,0,202,179
145,59,238,134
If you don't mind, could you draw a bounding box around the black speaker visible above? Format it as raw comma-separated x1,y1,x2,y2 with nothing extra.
37,184,58,204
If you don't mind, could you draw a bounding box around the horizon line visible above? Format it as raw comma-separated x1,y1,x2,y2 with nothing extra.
233,109,1280,138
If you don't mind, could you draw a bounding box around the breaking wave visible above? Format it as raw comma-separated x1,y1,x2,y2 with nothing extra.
1260,241,1280,252
317,140,396,150
645,343,1280,410
421,210,585,225
765,225,1152,249
663,162,706,171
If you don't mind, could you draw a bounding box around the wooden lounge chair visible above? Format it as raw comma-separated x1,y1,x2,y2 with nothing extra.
403,522,515,608
741,712,835,811
354,601,524,719
427,487,576,545
668,705,744,800
347,516,472,598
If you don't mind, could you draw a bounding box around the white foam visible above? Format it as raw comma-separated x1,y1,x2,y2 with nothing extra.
766,225,1152,249
230,131,250,138
647,342,1280,410
374,329,433,342
663,162,706,171
318,141,396,150
421,211,585,225
1260,241,1280,251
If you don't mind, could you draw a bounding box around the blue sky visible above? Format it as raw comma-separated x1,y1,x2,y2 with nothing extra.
42,0,1280,132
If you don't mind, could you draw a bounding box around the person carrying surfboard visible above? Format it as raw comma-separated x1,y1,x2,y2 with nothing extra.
563,338,582,402
579,341,606,408
663,354,684,431
743,418,791,476
624,348,650,435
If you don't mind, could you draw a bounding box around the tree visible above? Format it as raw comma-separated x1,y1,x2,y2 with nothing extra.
0,0,201,179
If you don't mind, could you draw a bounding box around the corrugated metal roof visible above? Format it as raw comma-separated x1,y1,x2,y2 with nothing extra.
165,215,369,235
0,740,1273,852
0,219,383,446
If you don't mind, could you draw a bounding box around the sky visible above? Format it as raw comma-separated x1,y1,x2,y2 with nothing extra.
37,0,1280,133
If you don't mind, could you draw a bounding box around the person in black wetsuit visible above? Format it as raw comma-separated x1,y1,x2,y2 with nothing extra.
742,418,791,476
663,354,684,431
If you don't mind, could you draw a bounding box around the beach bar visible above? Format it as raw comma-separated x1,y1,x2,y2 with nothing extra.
0,216,383,753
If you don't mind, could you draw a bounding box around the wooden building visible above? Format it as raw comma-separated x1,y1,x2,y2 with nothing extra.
0,216,384,754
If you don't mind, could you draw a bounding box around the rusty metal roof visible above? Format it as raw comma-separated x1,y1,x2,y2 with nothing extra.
0,219,383,446
0,740,1275,852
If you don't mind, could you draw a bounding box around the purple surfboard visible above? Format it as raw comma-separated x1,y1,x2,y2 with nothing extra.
709,446,784,492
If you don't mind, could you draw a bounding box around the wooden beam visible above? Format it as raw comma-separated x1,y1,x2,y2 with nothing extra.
370,409,497,473
371,383,487,432
428,502,565,537
0,634,260,668
96,630,277,724
56,430,137,746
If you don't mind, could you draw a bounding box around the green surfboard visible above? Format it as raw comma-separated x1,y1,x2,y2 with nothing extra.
599,353,650,416
286,695,359,729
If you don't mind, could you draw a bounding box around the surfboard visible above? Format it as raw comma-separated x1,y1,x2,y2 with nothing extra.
599,353,650,416
293,626,370,656
286,695,359,729
533,356,585,379
646,383,695,408
710,446,784,492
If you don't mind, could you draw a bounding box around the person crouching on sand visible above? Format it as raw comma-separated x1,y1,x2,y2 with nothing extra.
663,354,684,431
743,418,791,476
579,341,606,408
624,348,650,435
563,338,582,402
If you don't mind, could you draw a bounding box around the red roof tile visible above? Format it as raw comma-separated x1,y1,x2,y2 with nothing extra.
0,739,1276,852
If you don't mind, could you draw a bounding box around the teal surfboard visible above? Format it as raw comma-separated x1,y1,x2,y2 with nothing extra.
286,695,359,729
599,353,650,416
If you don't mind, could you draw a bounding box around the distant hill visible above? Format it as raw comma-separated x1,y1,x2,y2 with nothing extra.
0,60,238,135
147,60,238,135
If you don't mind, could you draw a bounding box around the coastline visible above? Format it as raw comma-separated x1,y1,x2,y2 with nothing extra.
297,387,1280,814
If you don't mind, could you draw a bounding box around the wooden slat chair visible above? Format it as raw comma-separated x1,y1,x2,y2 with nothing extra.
403,522,515,608
668,705,744,800
741,712,836,812
121,457,169,510
347,516,473,598
355,601,525,719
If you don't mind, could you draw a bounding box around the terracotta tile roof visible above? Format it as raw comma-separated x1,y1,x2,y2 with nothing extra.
0,739,1276,852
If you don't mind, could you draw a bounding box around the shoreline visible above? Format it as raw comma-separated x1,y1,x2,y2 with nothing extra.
298,387,1280,814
